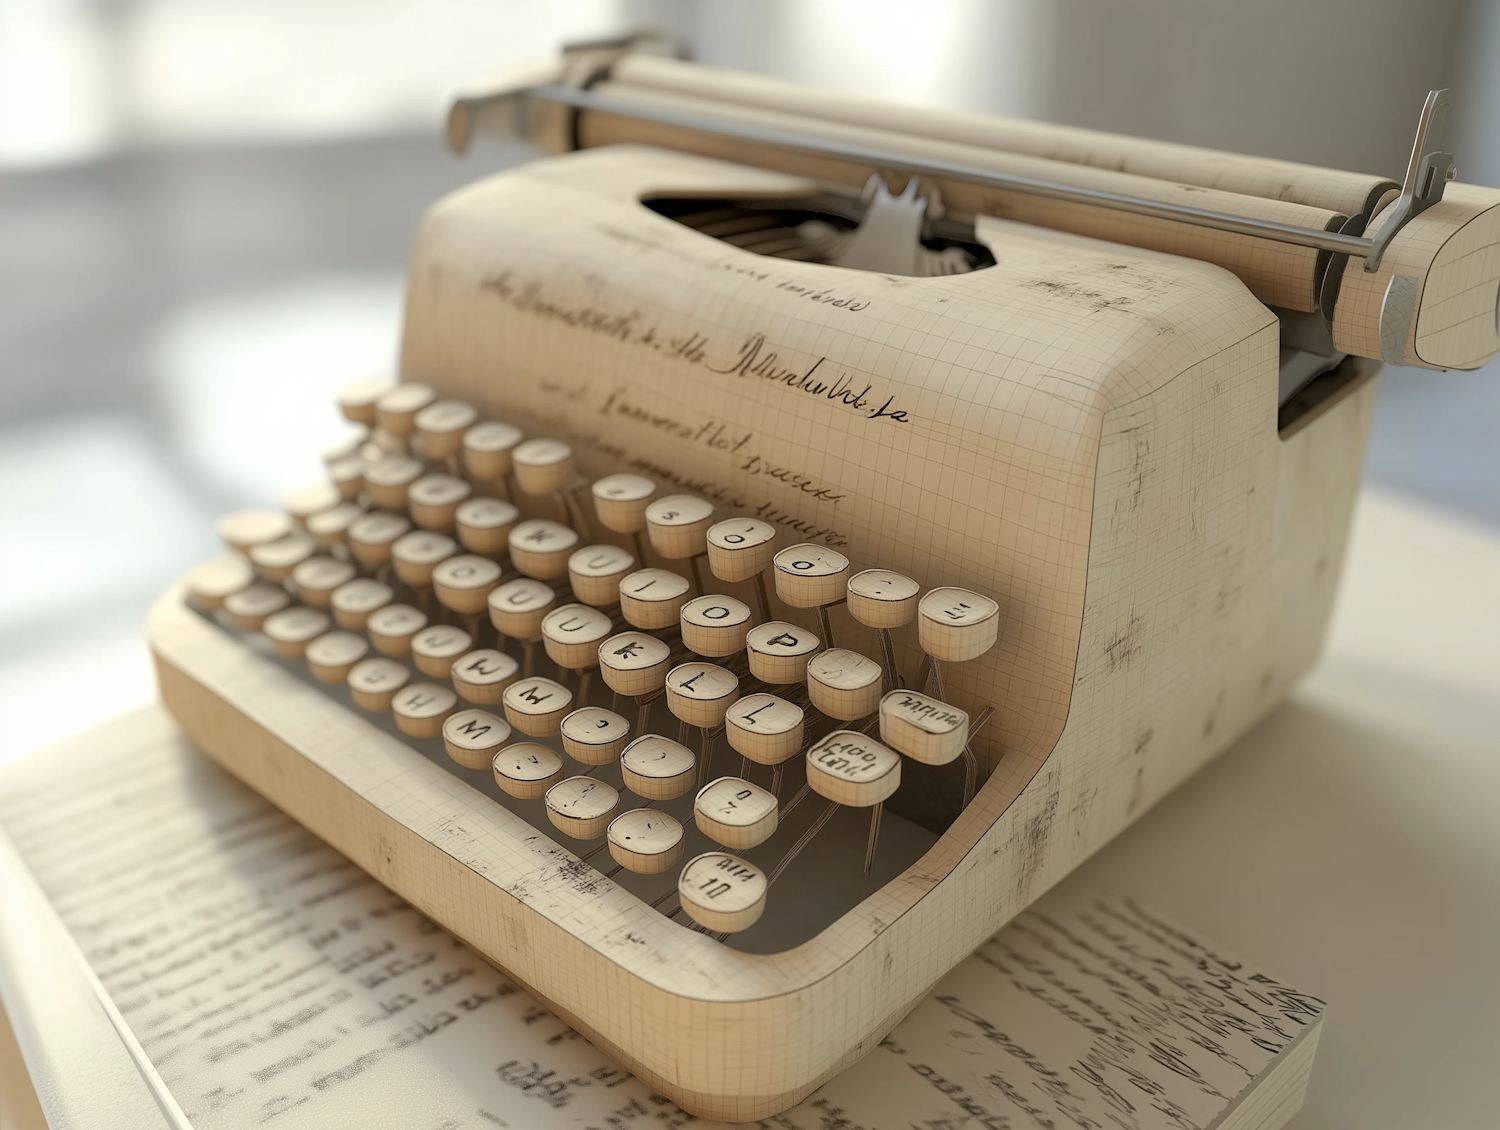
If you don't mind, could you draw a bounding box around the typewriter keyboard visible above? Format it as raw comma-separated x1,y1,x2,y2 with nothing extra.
185,380,999,952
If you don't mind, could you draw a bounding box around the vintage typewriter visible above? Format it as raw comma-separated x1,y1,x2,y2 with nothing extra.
149,42,1500,1120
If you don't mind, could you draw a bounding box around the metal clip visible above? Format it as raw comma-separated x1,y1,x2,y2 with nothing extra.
1364,89,1454,271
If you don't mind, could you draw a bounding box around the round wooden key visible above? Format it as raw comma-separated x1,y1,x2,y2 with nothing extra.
773,544,851,608
322,431,366,466
450,648,519,704
305,630,368,683
619,735,697,801
725,694,805,766
559,707,631,765
337,377,394,425
348,512,411,567
364,454,424,509
224,582,290,630
567,544,636,606
487,578,556,639
678,852,767,933
591,474,656,534
745,621,821,684
644,495,715,560
306,502,362,547
374,383,435,439
455,497,519,556
806,731,902,807
694,777,778,850
508,519,579,580
541,604,613,670
502,676,573,736
408,474,472,531
545,776,620,838
879,690,969,766
496,744,566,801
391,682,458,738
664,662,740,729
918,587,1001,662
217,508,292,554
442,708,510,769
617,568,691,629
512,438,575,496
263,606,331,658
328,456,365,500
463,420,524,480
283,482,342,526
292,556,355,607
330,577,393,630
607,809,683,875
414,399,478,459
680,595,753,657
847,569,921,629
433,555,502,615
347,657,411,712
410,624,472,677
392,531,457,587
706,518,778,583
598,631,672,697
249,531,317,581
367,603,427,656
183,555,253,610
806,648,884,720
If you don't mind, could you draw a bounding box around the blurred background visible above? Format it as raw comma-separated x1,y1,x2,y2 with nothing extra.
2,0,1498,764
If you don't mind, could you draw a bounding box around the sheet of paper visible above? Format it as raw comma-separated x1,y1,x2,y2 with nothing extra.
0,706,1322,1130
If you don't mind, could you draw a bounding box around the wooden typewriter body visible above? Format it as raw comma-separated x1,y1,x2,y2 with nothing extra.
149,59,1500,1121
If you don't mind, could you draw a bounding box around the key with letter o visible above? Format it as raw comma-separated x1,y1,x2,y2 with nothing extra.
545,777,620,838
408,474,472,531
249,531,317,581
450,648,519,704
773,544,851,608
680,595,753,658
410,624,472,678
433,555,502,615
503,676,572,736
283,482,342,527
392,682,458,738
330,577,392,630
879,690,969,766
347,657,410,712
617,568,690,629
442,708,510,769
183,556,253,610
695,777,778,850
568,544,635,607
807,731,901,807
495,743,565,800
392,531,456,588
706,518,777,583
806,648,883,720
678,853,766,933
374,383,435,440
591,474,656,534
488,578,556,640
292,556,355,607
463,420,524,480
367,603,427,657
512,438,575,496
225,582,290,630
541,604,613,670
607,809,683,875
455,497,519,556
338,377,394,425
414,399,477,460
619,735,697,801
508,519,579,580
918,587,1000,662
745,621,820,684
364,454,424,509
560,707,631,765
847,569,920,628
645,495,715,559
725,694,805,766
348,512,411,568
305,631,368,683
598,632,672,697
217,508,292,554
263,606,331,658
664,663,740,729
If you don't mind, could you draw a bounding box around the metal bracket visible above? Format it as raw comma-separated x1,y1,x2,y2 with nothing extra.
1363,89,1455,271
